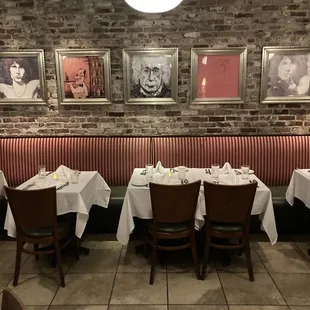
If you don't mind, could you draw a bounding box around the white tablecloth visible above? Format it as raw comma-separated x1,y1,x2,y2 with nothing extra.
0,170,8,197
116,168,278,245
4,171,111,238
286,169,310,209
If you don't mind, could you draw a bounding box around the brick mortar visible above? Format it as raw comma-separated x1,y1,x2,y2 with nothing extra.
0,0,310,136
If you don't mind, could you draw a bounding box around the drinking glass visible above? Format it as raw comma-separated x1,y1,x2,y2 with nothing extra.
38,165,46,179
145,164,154,180
211,164,220,181
241,165,250,180
178,166,186,181
71,170,79,184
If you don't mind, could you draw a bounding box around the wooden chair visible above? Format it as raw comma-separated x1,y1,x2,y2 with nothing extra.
147,180,201,284
1,288,25,310
4,186,76,287
202,181,257,282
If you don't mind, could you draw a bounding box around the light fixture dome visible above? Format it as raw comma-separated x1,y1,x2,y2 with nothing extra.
124,0,184,13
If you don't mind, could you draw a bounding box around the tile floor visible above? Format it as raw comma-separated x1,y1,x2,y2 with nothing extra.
0,235,309,310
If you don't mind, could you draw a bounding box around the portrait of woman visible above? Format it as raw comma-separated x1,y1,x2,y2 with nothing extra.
0,57,40,99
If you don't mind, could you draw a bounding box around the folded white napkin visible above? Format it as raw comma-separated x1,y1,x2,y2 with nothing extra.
55,165,73,179
221,162,232,174
154,161,166,174
220,162,238,185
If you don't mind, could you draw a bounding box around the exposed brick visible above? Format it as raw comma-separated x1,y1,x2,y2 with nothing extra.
0,0,308,136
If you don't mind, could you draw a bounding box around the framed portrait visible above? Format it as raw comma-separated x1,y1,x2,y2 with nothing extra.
261,46,310,104
123,48,178,104
55,49,112,105
0,49,47,105
191,47,247,104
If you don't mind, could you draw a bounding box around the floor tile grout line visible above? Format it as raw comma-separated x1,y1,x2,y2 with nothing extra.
215,264,229,307
254,246,290,307
107,243,123,306
47,251,76,309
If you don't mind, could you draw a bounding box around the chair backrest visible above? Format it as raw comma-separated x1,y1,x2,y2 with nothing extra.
4,186,57,235
1,288,25,310
149,180,201,224
203,181,257,225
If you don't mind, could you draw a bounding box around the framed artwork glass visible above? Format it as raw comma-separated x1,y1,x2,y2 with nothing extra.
55,49,112,105
123,48,178,104
0,49,47,105
191,47,247,104
260,46,310,104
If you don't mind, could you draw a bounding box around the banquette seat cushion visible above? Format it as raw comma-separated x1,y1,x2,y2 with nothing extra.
1,135,310,235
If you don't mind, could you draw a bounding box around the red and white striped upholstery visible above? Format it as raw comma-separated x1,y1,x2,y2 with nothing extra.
153,136,310,186
0,137,151,187
1,136,309,187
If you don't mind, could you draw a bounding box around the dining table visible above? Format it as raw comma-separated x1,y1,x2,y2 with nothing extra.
286,169,310,209
286,168,310,256
116,167,278,245
4,171,111,239
0,171,8,198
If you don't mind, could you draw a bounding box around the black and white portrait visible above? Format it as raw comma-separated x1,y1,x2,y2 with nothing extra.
130,56,172,98
261,47,310,103
123,48,178,104
0,57,40,99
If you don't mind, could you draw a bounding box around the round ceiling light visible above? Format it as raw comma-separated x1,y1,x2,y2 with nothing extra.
124,0,184,13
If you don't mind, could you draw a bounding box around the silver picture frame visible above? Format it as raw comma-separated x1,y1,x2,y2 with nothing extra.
123,48,178,104
55,49,112,105
191,47,247,104
260,46,310,104
0,49,47,105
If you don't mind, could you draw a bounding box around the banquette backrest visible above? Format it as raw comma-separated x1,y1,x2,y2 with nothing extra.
153,136,310,186
0,137,151,187
1,135,310,187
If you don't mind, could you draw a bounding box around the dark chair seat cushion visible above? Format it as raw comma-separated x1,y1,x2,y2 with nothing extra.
23,221,71,238
151,221,190,233
211,222,244,233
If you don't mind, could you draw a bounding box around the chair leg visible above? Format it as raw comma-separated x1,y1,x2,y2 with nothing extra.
144,229,148,258
13,239,23,286
190,233,201,280
34,244,39,260
149,241,157,285
55,239,65,287
202,234,211,280
244,237,254,282
75,236,80,261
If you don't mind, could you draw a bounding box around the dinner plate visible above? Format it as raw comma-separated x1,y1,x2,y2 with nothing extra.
173,167,190,172
131,180,149,187
234,169,254,174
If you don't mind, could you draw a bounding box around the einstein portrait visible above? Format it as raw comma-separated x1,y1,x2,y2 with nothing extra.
130,56,172,98
123,48,178,104
261,47,310,104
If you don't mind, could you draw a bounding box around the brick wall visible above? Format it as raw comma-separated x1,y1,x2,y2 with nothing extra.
0,0,310,136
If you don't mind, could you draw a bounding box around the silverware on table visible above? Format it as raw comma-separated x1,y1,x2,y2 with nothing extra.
181,179,189,184
249,179,259,187
57,182,69,191
23,183,34,190
140,170,146,175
